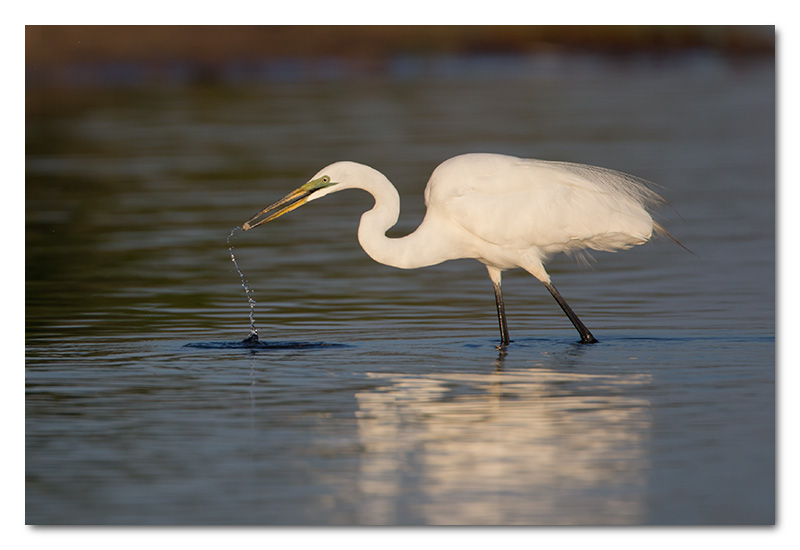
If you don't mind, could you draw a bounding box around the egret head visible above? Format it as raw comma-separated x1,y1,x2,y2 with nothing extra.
242,172,339,230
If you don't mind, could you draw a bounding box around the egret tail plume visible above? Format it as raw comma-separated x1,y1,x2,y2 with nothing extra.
654,222,695,256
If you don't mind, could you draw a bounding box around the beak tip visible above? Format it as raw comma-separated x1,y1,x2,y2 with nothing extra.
242,222,252,231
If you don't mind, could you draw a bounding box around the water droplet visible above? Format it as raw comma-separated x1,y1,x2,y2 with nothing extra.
228,226,258,341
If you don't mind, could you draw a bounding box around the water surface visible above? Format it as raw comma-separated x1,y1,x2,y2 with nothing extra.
26,54,774,525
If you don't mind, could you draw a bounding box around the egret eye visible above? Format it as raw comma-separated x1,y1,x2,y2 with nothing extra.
321,176,330,184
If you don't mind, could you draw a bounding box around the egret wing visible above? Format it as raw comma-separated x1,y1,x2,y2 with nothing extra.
442,161,656,253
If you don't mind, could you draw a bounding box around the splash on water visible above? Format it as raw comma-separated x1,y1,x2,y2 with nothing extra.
228,226,258,342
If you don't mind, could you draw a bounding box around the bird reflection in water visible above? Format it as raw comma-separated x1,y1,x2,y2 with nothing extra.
353,362,653,525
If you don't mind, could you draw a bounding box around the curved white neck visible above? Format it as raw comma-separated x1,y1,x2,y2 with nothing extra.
333,169,454,270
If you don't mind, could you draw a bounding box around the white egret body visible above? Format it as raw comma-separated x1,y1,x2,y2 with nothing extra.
243,153,666,345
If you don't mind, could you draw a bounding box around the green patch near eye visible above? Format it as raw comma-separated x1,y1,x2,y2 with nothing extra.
303,175,335,191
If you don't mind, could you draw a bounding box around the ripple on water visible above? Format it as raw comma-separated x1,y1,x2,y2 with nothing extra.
183,339,351,350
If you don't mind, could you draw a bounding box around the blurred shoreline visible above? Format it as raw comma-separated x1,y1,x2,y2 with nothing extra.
27,26,773,86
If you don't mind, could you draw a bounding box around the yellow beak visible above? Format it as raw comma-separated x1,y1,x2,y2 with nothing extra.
242,186,313,231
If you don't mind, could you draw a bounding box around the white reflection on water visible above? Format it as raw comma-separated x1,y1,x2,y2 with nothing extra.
354,368,652,525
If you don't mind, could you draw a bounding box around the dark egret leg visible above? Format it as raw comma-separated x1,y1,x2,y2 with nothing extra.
543,281,598,344
492,281,511,347
486,266,511,346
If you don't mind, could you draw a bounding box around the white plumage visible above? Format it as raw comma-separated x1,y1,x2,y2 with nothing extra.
243,153,667,345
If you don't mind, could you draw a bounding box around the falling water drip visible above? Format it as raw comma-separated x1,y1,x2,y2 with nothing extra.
227,226,258,343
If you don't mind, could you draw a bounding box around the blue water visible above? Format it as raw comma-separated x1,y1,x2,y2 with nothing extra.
26,53,774,525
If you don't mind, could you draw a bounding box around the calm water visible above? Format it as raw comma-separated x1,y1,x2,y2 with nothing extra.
26,54,775,525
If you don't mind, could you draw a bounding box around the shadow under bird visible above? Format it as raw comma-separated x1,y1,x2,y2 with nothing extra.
242,153,675,346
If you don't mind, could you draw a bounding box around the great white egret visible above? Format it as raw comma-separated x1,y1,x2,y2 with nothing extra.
243,153,671,345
